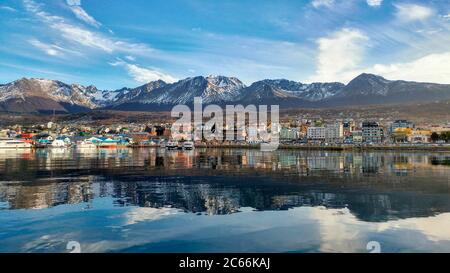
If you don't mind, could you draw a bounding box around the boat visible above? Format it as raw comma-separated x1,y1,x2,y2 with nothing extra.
75,140,97,149
159,141,166,148
183,141,195,150
0,139,32,149
166,141,178,150
97,138,118,149
50,139,66,148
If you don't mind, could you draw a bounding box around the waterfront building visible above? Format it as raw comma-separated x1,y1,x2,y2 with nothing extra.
408,130,432,143
307,127,326,141
390,120,414,133
280,128,299,141
392,128,413,143
362,122,384,143
325,123,344,143
351,130,363,143
307,123,344,143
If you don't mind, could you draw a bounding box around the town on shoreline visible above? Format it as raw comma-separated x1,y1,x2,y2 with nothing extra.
0,117,449,151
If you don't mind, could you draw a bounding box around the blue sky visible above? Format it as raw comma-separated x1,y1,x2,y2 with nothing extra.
0,0,449,89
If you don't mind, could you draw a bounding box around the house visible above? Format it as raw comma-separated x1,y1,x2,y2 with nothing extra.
392,128,413,143
408,130,432,143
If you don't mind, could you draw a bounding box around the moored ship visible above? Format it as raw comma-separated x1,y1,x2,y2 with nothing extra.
0,139,33,149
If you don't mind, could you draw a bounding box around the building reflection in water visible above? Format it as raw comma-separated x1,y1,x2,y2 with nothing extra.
0,148,449,222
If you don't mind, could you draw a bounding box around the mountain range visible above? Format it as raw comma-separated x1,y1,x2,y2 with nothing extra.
1,73,450,113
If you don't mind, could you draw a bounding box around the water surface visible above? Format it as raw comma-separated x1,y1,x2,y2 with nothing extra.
0,148,449,253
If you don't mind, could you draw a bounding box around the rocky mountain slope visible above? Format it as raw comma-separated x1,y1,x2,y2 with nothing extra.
1,74,450,113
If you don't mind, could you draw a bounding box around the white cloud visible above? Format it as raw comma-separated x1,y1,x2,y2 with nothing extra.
310,28,369,82
68,5,101,28
0,6,17,12
394,3,434,22
311,0,334,9
66,0,101,28
366,0,382,7
366,52,450,84
125,55,136,61
310,51,450,84
66,0,81,6
126,64,177,83
29,39,62,56
23,0,151,55
109,59,177,83
28,38,81,57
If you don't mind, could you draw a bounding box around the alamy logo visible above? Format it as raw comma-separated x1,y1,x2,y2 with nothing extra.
171,97,280,151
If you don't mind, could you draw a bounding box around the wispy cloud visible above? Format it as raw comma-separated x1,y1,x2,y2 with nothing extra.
0,5,17,12
23,0,152,55
28,39,64,56
126,64,177,83
69,6,101,28
366,0,382,7
66,0,101,28
28,38,81,58
311,0,334,9
394,3,434,23
66,0,81,6
310,28,369,82
109,59,177,83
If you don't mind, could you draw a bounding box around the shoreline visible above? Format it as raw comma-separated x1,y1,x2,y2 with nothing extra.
193,144,450,152
4,144,447,152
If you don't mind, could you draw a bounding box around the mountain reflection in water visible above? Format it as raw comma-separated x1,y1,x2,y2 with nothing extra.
0,148,449,223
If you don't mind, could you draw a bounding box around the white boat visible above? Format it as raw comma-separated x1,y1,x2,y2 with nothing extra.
159,141,166,148
50,139,66,148
0,139,32,149
166,141,178,150
183,141,195,150
75,141,97,149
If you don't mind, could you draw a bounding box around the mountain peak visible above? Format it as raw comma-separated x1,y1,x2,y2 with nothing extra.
246,79,345,102
353,73,388,82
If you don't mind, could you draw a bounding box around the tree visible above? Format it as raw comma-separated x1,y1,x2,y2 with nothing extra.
440,131,450,143
431,132,440,142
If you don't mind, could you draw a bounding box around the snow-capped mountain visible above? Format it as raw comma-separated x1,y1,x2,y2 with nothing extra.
0,78,168,113
131,75,245,104
0,78,98,113
323,73,450,106
94,80,168,107
113,80,167,105
242,79,345,102
1,74,450,113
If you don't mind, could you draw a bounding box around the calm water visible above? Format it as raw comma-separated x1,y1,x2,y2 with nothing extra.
0,148,449,253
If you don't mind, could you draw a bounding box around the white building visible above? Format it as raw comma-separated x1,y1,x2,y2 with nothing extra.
325,123,344,142
307,127,326,140
307,123,343,143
